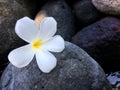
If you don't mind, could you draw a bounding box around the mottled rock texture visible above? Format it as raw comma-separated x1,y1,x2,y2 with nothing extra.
72,17,120,72
107,72,120,89
0,0,29,75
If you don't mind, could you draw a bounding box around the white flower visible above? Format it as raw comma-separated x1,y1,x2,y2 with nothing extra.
8,17,65,73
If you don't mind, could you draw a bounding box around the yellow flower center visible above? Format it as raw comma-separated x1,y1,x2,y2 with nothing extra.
32,40,43,50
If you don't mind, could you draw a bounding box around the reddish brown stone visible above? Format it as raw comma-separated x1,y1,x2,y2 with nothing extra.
72,17,120,72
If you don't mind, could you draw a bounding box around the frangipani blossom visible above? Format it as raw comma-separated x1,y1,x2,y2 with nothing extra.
8,17,65,73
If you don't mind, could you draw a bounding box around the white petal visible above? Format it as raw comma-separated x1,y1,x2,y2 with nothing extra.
37,17,57,40
15,17,39,43
36,50,57,73
8,44,35,68
42,35,65,52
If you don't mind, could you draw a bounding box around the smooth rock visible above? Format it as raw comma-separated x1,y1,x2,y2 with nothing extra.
74,0,103,27
72,17,120,72
0,0,29,54
0,0,29,75
92,0,120,15
37,0,75,41
0,42,112,90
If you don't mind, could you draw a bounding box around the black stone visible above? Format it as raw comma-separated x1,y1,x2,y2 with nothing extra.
74,0,104,28
39,0,75,41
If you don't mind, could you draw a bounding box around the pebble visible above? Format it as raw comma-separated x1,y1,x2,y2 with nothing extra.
92,0,120,15
0,42,112,90
74,0,103,27
39,0,75,41
72,17,120,72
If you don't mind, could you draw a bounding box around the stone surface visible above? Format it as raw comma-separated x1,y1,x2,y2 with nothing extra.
74,0,104,27
0,42,112,90
107,72,120,89
92,0,120,15
15,0,48,17
72,17,120,72
37,0,75,41
0,0,29,75
0,0,29,54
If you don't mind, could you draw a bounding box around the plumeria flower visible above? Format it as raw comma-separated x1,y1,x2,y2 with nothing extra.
8,17,65,73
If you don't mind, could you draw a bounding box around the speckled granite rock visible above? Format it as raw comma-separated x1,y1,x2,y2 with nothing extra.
0,42,112,90
0,0,30,75
38,0,75,41
92,0,120,15
72,17,120,72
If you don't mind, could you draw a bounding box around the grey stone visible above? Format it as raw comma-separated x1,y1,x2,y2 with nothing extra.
92,0,120,15
38,0,75,41
0,0,30,75
0,42,112,90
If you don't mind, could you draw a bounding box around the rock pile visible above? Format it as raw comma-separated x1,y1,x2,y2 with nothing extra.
1,0,120,89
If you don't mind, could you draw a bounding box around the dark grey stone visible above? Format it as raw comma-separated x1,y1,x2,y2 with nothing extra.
72,17,120,72
0,0,29,54
0,42,112,90
74,0,104,27
15,0,48,17
39,0,75,41
0,0,30,75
